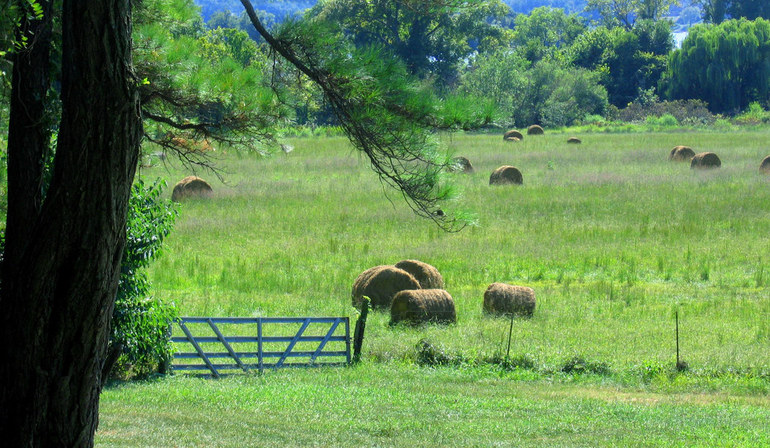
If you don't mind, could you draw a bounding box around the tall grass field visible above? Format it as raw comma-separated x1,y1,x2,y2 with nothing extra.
97,131,770,446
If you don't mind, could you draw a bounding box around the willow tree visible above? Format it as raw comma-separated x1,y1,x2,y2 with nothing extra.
0,0,478,445
661,18,770,113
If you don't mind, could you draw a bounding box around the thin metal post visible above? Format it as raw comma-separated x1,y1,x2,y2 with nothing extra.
675,311,680,366
505,312,514,364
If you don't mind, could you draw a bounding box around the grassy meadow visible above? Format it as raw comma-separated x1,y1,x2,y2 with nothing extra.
97,130,770,446
145,131,770,373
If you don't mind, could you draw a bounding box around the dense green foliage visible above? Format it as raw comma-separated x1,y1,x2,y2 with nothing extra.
195,0,316,21
509,6,586,62
307,0,511,86
568,20,673,107
698,0,770,23
461,53,607,126
662,18,770,114
186,0,770,122
111,180,178,378
586,0,678,28
134,0,289,159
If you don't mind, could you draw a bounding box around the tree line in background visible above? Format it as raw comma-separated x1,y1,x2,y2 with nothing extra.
189,0,770,128
5,0,769,135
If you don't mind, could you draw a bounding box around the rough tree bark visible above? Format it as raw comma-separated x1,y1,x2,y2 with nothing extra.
0,0,142,446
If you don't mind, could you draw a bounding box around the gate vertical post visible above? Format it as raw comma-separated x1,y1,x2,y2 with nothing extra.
258,317,264,374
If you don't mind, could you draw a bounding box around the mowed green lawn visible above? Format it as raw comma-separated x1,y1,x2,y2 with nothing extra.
98,131,770,446
98,365,770,447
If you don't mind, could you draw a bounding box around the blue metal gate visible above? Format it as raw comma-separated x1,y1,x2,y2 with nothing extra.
171,317,351,377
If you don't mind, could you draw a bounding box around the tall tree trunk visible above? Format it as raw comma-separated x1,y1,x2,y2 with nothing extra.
0,1,142,446
4,0,53,265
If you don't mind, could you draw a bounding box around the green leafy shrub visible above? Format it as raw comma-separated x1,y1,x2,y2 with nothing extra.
415,339,466,366
110,179,177,378
489,353,537,371
645,113,679,128
619,98,716,125
733,102,770,125
561,355,611,375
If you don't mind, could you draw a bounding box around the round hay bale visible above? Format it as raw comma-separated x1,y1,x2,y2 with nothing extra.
504,130,524,141
390,289,456,325
668,145,695,162
171,176,213,202
483,282,536,317
690,152,721,169
527,125,544,135
351,265,390,307
567,137,582,144
394,259,445,289
760,155,770,173
354,266,420,310
489,166,523,186
450,156,474,174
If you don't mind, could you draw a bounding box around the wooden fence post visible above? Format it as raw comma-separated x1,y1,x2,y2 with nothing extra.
353,297,370,364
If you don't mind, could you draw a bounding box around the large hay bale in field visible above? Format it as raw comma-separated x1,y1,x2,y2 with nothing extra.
668,145,695,162
489,166,523,185
395,259,445,289
483,283,536,317
171,137,214,153
353,266,421,310
760,155,770,173
504,130,524,141
450,156,474,174
351,265,390,306
690,152,721,169
390,289,456,325
567,137,582,144
171,176,213,202
527,125,544,135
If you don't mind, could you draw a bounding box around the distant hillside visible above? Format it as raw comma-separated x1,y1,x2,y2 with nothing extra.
504,0,586,14
194,1,699,26
194,0,316,21
193,0,592,22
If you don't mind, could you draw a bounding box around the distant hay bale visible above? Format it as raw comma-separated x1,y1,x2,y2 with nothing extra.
450,156,474,174
483,283,536,317
171,176,213,202
668,146,695,162
353,266,421,310
504,130,524,141
567,137,582,144
690,152,721,169
390,289,456,325
395,259,445,289
527,125,544,135
760,155,770,173
171,137,214,153
489,166,523,185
